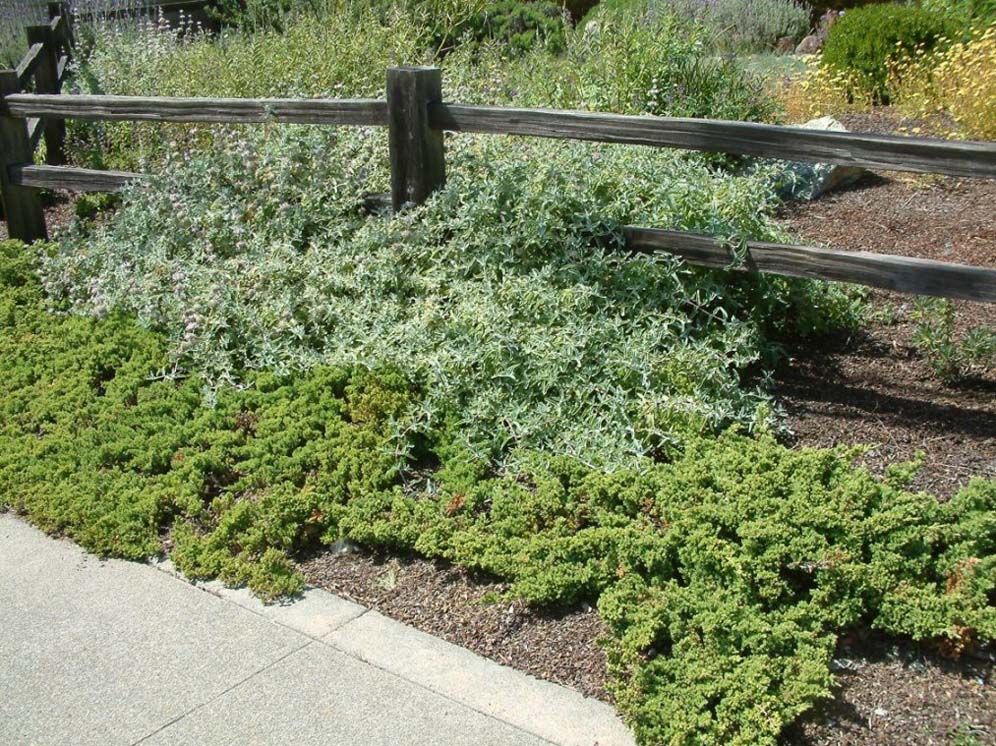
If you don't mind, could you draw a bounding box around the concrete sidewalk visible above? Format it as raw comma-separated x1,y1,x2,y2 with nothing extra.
0,514,635,746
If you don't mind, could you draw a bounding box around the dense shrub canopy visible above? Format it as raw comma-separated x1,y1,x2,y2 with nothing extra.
821,3,956,102
3,240,994,745
44,125,858,467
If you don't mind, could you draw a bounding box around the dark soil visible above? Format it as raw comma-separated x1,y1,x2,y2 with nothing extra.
774,112,996,497
784,633,995,746
299,550,612,702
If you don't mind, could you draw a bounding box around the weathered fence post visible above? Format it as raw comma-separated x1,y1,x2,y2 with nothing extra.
0,71,47,241
48,2,75,50
386,66,445,212
26,25,66,165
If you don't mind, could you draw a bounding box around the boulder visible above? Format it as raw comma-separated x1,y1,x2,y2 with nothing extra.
776,116,868,201
795,34,823,55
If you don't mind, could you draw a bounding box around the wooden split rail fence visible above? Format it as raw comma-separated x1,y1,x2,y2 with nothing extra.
2,34,995,302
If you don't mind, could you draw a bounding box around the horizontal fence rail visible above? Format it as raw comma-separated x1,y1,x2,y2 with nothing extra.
4,93,388,125
9,163,142,192
430,104,996,178
7,93,996,177
1,57,994,304
625,228,996,304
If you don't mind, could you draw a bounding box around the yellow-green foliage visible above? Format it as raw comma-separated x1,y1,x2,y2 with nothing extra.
3,240,994,745
772,57,874,124
820,3,955,103
890,24,996,140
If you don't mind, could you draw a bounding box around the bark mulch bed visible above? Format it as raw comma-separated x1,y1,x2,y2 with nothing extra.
301,109,996,745
299,550,612,702
301,549,996,746
773,115,996,497
783,633,995,746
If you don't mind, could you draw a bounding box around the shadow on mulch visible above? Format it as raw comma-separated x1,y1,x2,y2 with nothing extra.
783,631,995,746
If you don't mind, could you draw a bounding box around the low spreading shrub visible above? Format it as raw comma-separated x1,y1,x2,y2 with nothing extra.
3,239,993,744
44,124,858,467
820,3,955,103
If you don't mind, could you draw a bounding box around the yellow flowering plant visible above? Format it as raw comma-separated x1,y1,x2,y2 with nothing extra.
890,24,996,140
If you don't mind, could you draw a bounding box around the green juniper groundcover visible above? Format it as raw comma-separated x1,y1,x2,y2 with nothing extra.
3,235,994,744
5,3,994,742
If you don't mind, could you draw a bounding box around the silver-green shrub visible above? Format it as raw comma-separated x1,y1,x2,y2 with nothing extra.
44,124,855,467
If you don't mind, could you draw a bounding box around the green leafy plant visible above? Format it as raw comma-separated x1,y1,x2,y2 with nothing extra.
910,297,996,382
820,3,955,103
2,239,993,744
920,0,996,31
437,0,568,55
45,123,858,466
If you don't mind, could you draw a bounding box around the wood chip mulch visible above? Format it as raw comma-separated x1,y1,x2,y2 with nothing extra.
774,122,996,497
298,551,612,702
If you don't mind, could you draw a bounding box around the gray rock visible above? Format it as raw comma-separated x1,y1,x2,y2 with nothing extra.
776,116,868,201
775,35,796,54
795,34,823,55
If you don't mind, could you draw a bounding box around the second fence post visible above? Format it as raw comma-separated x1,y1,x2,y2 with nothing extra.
386,66,445,212
26,24,66,165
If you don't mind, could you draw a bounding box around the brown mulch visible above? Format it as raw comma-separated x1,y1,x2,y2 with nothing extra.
773,110,996,497
784,633,995,746
299,550,612,702
300,549,996,745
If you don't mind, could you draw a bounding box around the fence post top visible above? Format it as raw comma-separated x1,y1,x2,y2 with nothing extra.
26,24,55,42
387,66,441,74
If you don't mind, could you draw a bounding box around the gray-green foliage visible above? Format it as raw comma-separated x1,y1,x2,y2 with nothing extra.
588,0,811,54
44,124,856,467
